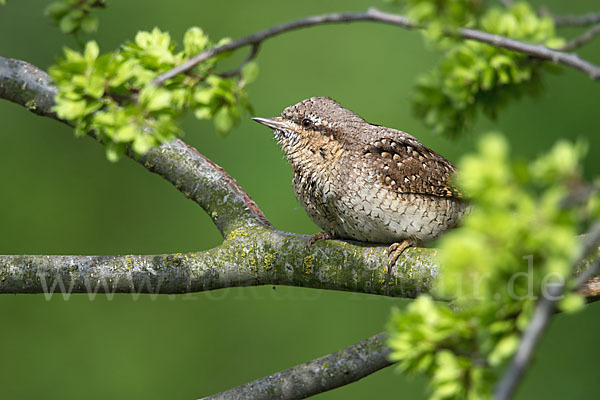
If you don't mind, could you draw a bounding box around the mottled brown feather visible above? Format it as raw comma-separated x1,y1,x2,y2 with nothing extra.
363,133,461,198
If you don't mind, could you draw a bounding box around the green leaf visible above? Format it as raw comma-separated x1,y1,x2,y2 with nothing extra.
59,12,80,34
213,106,234,136
133,28,175,66
45,2,71,18
84,75,104,98
113,124,139,142
194,88,215,105
80,14,99,33
46,0,106,36
139,87,172,112
84,41,99,63
558,292,585,314
105,142,125,162
431,381,462,400
194,106,212,120
183,27,210,55
62,46,85,63
110,59,136,87
241,61,259,84
488,334,519,366
132,133,156,155
53,99,87,120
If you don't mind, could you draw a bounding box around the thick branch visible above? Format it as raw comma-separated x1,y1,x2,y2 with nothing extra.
200,332,392,400
0,56,269,237
153,7,600,85
0,57,59,120
2,230,599,299
0,226,438,298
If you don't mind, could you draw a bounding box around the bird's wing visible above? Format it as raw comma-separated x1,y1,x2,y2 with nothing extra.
362,131,461,198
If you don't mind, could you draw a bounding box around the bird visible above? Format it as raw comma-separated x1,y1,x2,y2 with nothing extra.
253,97,467,273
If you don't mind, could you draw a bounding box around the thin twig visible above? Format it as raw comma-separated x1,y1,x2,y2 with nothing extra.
152,7,600,86
199,333,392,400
554,12,600,27
559,183,600,208
219,43,260,78
152,10,395,85
494,260,600,400
561,23,600,51
494,219,600,400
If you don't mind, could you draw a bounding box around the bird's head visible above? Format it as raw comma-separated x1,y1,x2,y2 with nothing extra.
253,97,365,166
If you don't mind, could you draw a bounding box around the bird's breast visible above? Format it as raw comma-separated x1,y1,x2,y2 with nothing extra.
291,152,467,243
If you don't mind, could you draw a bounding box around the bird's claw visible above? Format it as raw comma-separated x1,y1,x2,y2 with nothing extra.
307,232,335,249
386,239,419,275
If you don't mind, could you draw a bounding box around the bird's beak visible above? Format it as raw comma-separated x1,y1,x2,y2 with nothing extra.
252,117,287,130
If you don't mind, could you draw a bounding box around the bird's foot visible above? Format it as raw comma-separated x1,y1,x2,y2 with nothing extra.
307,232,335,249
387,239,420,275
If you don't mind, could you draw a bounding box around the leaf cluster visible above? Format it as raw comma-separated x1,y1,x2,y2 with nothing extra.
45,0,106,35
395,1,564,136
392,0,484,34
49,28,257,160
388,134,597,399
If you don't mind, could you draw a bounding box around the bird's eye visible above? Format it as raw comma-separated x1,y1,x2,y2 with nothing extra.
302,118,312,128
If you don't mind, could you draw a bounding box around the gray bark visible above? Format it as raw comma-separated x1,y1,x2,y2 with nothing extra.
200,333,391,400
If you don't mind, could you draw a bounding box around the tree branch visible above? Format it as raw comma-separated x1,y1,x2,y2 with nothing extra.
199,332,392,400
218,43,260,78
561,23,600,51
153,7,600,85
368,8,600,80
0,57,59,120
494,219,600,400
0,231,438,298
553,12,600,27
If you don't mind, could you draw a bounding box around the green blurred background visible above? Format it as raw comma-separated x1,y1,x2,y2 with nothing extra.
1,0,599,399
